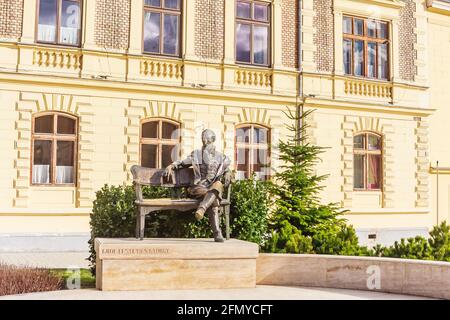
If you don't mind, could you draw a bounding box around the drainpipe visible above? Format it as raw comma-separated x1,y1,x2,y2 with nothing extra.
297,0,303,142
436,160,439,225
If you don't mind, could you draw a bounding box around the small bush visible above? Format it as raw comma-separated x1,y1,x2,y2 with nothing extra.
229,177,270,246
0,264,63,296
372,222,450,261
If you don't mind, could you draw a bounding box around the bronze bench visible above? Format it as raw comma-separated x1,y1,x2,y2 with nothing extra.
131,165,231,240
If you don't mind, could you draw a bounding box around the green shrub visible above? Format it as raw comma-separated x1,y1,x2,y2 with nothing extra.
428,222,450,262
371,222,450,261
229,177,270,246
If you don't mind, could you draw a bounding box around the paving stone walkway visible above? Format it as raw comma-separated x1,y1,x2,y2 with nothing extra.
0,286,433,300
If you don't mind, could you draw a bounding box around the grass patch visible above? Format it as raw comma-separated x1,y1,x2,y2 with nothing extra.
50,269,96,289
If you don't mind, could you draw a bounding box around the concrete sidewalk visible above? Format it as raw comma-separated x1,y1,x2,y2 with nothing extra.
0,251,90,269
0,285,434,300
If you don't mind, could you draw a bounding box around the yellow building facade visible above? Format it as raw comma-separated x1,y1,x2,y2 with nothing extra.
0,0,448,252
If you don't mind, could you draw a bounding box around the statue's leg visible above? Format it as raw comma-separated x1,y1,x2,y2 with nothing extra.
195,190,218,221
208,206,224,243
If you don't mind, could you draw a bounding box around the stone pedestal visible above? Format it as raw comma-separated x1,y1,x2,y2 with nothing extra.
95,238,259,291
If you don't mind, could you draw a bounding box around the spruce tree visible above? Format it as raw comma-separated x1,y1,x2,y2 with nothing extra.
265,108,363,255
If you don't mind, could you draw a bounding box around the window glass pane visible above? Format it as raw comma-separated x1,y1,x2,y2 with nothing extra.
56,141,75,184
162,145,178,168
343,16,352,34
145,0,161,7
354,40,364,76
377,22,388,39
142,121,158,139
254,127,268,144
378,43,388,80
236,148,249,180
353,154,365,189
162,122,179,140
367,20,376,38
33,140,52,184
60,0,81,45
141,144,158,168
57,116,76,134
368,135,381,150
354,19,364,36
35,115,54,134
343,39,352,75
253,25,268,65
368,155,382,189
236,127,251,143
368,42,377,78
164,0,180,9
236,1,251,19
38,0,57,42
253,148,269,181
163,14,179,55
353,135,364,149
236,23,251,63
254,4,269,21
144,11,161,53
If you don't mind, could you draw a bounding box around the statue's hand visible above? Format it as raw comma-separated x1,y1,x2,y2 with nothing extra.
224,171,232,186
163,164,175,180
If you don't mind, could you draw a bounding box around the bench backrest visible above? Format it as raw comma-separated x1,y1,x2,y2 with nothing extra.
131,165,194,187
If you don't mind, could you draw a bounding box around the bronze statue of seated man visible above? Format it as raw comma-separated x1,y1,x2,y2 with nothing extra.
164,129,231,242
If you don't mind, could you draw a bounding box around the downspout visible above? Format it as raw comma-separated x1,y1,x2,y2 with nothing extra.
297,0,303,142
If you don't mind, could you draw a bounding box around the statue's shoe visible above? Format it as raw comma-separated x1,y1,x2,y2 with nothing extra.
214,233,225,243
194,208,205,221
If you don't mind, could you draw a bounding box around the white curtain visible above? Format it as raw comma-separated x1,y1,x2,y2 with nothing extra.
60,27,78,45
236,171,246,181
56,166,74,184
38,24,56,42
32,165,50,184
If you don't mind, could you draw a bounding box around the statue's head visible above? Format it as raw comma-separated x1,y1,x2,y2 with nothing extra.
201,129,216,147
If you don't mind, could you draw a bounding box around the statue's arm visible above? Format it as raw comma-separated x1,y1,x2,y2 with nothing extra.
172,152,194,169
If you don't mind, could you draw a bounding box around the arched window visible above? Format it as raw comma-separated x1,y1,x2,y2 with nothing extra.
235,124,270,180
353,132,382,190
32,113,77,185
140,119,180,168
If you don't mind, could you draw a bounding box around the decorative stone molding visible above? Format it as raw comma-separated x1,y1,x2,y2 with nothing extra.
14,93,94,208
140,59,184,80
0,0,23,40
415,118,430,208
125,100,196,182
313,0,334,73
235,69,273,87
281,0,299,69
341,116,395,208
399,0,418,82
194,0,225,61
95,0,131,50
344,79,393,99
33,48,83,70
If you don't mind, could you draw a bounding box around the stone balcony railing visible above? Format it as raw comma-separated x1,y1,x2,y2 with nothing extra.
32,47,83,70
235,68,273,88
344,78,393,99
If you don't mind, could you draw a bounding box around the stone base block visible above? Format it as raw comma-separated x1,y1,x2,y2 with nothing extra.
95,238,259,291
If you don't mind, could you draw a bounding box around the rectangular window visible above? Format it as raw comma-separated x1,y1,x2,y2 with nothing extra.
143,0,181,56
342,15,390,80
236,1,271,66
32,113,77,186
37,0,82,46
